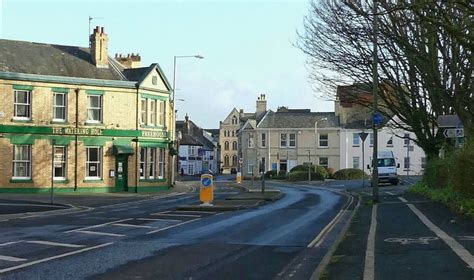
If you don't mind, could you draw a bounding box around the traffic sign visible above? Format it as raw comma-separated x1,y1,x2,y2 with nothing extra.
373,113,383,125
202,177,212,187
443,128,464,138
359,132,369,142
200,174,214,205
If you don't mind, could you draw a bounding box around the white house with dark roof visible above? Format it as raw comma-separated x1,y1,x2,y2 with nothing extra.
336,84,427,176
177,115,218,175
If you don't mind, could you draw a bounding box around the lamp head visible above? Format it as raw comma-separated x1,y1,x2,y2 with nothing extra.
195,55,204,59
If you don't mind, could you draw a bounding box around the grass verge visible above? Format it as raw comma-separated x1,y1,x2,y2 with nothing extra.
409,182,474,219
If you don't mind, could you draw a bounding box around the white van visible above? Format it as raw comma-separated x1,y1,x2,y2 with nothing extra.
368,151,400,185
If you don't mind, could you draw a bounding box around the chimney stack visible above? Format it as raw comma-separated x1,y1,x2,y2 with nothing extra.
90,26,109,68
256,93,267,113
114,53,141,69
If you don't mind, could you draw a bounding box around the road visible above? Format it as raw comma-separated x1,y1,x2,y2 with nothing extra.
0,182,353,280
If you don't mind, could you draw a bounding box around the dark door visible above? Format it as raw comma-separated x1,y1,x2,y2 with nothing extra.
115,155,128,192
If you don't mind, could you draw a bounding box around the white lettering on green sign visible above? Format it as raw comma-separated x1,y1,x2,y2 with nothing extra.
52,127,103,136
141,130,167,138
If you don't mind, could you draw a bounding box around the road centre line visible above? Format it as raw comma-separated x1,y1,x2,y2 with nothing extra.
0,203,66,208
26,240,85,248
399,197,474,269
307,195,354,248
64,218,133,233
146,218,201,235
137,218,182,222
76,230,125,237
0,255,27,262
363,204,377,280
0,243,113,274
112,223,155,229
385,191,395,195
151,213,201,218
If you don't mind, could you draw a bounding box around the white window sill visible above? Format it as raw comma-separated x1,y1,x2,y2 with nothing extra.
12,117,32,121
318,146,329,149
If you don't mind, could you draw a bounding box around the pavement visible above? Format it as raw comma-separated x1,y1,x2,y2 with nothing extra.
319,189,474,280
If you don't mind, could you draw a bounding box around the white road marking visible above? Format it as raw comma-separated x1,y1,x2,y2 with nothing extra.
401,197,474,269
174,210,216,214
0,243,113,274
76,230,125,237
26,240,85,248
385,191,395,196
137,218,182,222
0,219,9,222
112,223,155,229
150,213,201,218
0,241,23,247
0,255,27,262
146,218,200,235
18,215,38,219
64,218,133,233
398,197,408,203
0,203,66,208
363,204,377,280
308,195,354,248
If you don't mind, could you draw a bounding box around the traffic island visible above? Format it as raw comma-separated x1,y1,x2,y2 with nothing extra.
177,189,283,212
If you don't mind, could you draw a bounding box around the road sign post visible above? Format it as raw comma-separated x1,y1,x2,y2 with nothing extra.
200,174,214,206
359,132,369,188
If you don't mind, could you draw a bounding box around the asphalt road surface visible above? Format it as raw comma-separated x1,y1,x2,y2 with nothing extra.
0,183,351,280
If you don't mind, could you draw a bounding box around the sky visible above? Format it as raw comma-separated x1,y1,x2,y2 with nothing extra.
0,0,334,128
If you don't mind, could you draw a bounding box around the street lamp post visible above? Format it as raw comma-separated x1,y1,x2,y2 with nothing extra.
314,117,328,168
171,55,204,185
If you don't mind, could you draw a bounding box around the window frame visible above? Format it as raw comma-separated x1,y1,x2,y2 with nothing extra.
148,148,156,179
13,90,32,120
53,146,67,180
387,136,394,147
319,157,329,168
159,100,165,126
319,133,329,148
352,133,360,147
248,134,254,148
140,98,147,125
85,146,102,179
140,147,147,179
261,133,266,148
289,133,296,148
53,92,67,122
158,148,165,179
86,95,103,123
352,156,360,169
12,145,32,179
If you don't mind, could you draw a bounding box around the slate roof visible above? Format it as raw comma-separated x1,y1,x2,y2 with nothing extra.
0,39,142,81
258,111,339,129
177,120,217,150
179,134,202,146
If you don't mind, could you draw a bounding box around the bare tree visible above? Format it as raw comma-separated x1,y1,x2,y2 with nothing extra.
296,0,472,158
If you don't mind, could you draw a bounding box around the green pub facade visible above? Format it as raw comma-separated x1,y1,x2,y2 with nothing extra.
0,26,175,193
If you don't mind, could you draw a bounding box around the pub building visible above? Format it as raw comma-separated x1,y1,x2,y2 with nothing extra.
0,26,174,192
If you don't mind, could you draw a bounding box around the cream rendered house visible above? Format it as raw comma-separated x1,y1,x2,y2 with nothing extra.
240,107,340,176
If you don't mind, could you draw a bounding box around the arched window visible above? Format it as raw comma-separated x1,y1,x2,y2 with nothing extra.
232,155,238,166
224,141,229,151
224,155,229,166
232,116,237,125
232,130,235,137
232,141,237,150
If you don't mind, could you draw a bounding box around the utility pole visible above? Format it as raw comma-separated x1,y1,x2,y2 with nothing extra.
371,0,379,202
